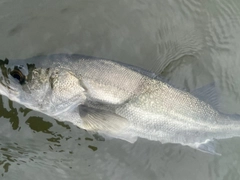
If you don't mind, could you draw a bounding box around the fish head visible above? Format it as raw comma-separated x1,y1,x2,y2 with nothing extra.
0,59,87,116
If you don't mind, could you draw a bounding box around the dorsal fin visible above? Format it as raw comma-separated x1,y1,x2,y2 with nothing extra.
191,83,219,110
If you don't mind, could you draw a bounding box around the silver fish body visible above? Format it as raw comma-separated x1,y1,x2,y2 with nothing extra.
0,54,239,154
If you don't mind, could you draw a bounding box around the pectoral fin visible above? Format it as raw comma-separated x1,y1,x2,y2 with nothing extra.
79,105,137,143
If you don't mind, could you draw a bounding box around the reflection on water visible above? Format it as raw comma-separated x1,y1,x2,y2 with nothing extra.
0,95,99,178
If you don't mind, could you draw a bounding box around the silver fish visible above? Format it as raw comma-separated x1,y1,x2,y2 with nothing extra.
0,54,239,154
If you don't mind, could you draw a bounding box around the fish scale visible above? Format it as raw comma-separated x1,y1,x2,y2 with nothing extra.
1,54,240,154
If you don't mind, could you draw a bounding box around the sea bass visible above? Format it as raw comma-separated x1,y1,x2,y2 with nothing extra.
0,54,239,154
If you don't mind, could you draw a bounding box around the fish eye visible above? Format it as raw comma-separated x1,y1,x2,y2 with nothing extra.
10,68,25,84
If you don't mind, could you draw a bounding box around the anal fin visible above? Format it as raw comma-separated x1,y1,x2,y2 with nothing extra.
194,139,221,156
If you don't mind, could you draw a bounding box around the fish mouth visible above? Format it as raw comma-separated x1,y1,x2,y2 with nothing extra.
0,61,19,97
0,77,18,96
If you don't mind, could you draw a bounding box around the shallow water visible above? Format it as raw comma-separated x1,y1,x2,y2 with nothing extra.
1,0,240,179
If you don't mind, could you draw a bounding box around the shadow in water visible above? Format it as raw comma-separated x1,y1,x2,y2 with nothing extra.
0,95,100,177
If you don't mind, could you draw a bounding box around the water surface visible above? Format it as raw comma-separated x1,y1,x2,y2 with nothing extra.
1,0,240,179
